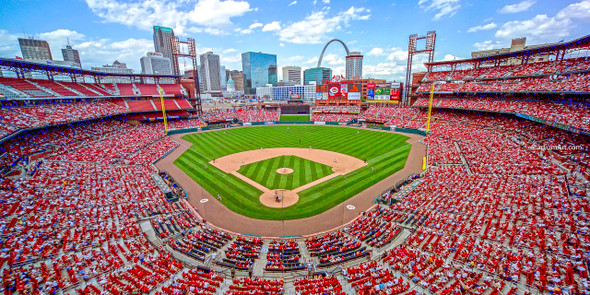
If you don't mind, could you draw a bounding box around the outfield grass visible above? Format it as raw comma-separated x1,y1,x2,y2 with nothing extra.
238,155,333,190
174,126,411,220
279,115,310,121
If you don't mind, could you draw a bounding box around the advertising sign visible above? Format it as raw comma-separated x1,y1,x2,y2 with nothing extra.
316,93,323,100
328,84,341,97
349,84,361,93
367,89,375,100
340,84,348,97
347,92,361,100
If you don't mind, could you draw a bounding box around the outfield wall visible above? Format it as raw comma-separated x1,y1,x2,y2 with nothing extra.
166,121,426,136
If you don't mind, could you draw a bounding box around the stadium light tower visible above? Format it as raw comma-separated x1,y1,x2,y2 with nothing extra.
171,37,203,115
403,31,436,106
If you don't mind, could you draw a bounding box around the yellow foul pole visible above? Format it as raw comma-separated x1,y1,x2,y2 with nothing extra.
159,86,168,133
425,82,435,133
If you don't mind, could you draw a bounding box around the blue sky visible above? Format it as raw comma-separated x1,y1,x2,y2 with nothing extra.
1,0,589,81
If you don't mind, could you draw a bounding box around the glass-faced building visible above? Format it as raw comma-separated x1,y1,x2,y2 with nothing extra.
303,67,332,85
242,52,277,94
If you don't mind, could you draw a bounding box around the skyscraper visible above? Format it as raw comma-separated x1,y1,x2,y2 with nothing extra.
220,65,227,90
345,51,363,80
200,51,222,93
268,65,277,86
282,66,302,85
304,67,332,85
61,43,81,67
241,52,277,94
229,70,245,92
18,38,52,60
140,52,172,75
153,26,178,75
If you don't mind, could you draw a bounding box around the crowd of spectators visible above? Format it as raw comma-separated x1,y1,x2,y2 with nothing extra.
413,96,590,132
0,100,128,138
200,109,279,123
3,94,590,295
265,240,305,271
421,57,590,82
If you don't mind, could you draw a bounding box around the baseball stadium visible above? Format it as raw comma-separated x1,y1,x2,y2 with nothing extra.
2,7,590,295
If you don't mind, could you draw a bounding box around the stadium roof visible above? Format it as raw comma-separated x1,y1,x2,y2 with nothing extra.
0,57,180,79
425,34,590,67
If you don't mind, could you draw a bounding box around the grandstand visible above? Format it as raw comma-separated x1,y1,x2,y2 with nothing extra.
1,34,590,295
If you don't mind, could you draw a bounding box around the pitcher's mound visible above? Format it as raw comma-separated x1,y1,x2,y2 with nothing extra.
276,168,294,174
260,190,299,208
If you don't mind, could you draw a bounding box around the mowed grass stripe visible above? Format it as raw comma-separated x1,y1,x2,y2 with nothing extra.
238,155,334,190
178,126,412,220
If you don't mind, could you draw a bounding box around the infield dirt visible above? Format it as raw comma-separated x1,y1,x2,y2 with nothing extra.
156,127,426,237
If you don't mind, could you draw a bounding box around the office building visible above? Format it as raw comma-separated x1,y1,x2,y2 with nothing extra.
91,61,133,83
140,52,172,75
272,85,316,101
229,70,245,92
153,26,178,75
241,52,277,94
200,51,222,93
268,65,277,86
304,67,332,85
282,66,301,85
345,52,363,80
18,38,52,60
220,65,227,90
61,43,81,67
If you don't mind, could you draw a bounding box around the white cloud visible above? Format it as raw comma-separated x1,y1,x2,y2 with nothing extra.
0,30,20,58
304,56,319,65
279,43,285,47
386,47,408,62
473,40,504,50
76,38,153,70
556,0,590,19
495,15,570,43
238,22,263,34
289,0,297,6
363,47,429,81
442,54,461,61
278,6,371,44
249,23,263,29
492,0,590,44
322,0,330,3
500,0,535,14
418,0,461,21
262,21,282,32
367,47,385,57
0,28,156,72
467,22,497,33
84,0,251,35
322,53,345,66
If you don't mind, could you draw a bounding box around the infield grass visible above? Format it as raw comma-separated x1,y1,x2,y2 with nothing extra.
279,115,310,121
174,126,411,220
238,155,333,190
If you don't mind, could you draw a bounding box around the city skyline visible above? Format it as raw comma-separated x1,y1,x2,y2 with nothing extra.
0,0,588,82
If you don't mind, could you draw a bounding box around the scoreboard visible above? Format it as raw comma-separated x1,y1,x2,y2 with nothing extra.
367,82,402,103
316,83,361,100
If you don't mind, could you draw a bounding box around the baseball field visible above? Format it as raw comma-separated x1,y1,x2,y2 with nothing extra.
279,115,310,121
173,125,411,220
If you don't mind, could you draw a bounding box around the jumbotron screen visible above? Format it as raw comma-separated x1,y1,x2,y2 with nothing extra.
367,82,402,102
